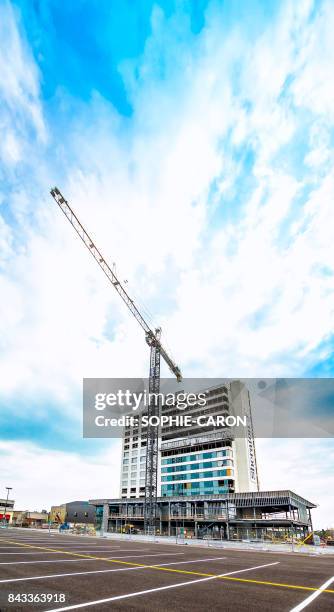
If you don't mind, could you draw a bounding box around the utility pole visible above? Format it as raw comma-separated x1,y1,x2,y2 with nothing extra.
50,188,182,535
3,487,12,527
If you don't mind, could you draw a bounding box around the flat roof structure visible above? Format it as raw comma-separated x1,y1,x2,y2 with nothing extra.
90,490,316,509
90,490,316,541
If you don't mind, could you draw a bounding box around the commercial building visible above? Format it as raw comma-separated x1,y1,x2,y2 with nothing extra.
50,501,95,526
90,490,316,541
11,511,48,528
0,497,14,524
120,381,259,499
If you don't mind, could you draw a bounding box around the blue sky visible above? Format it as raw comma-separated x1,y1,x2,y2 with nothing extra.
1,0,334,526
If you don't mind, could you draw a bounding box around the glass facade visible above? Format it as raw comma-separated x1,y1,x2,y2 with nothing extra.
161,481,231,495
161,460,232,473
160,447,234,496
161,469,232,481
161,449,231,465
95,505,103,530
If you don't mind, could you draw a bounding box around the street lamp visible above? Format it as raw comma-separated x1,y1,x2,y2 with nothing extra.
3,487,12,527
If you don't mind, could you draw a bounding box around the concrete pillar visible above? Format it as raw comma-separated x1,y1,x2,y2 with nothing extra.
308,508,313,533
226,500,230,540
102,503,109,534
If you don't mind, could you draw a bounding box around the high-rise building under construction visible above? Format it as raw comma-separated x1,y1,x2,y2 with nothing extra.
120,380,259,498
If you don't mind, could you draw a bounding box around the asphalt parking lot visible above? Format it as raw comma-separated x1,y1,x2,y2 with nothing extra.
0,529,333,611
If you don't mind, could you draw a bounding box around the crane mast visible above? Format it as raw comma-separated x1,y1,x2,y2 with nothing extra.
50,187,182,534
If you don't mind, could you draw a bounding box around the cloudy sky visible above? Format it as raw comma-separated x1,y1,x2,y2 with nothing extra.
0,0,333,528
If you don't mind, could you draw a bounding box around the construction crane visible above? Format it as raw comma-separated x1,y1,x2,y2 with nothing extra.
50,187,182,534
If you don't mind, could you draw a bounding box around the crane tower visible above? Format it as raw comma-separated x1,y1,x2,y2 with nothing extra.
50,187,182,534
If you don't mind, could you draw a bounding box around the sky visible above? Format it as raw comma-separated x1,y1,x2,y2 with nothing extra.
0,0,334,528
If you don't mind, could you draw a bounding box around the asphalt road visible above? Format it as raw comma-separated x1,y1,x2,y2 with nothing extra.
0,529,333,611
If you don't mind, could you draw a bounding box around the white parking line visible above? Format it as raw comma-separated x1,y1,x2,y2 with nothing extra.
0,548,151,555
0,552,185,566
44,562,280,612
0,544,117,549
0,536,98,540
0,552,70,555
0,545,121,548
0,535,72,542
0,558,278,586
0,552,188,578
0,535,105,544
149,556,227,567
0,535,117,544
290,576,334,611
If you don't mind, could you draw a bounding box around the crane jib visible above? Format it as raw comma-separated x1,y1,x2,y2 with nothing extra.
50,187,182,383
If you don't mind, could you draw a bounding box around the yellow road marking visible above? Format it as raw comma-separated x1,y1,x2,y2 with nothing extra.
0,538,333,595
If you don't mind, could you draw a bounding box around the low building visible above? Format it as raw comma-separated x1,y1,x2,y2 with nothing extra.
50,501,95,526
0,498,14,525
90,490,316,541
11,511,48,528
11,510,25,526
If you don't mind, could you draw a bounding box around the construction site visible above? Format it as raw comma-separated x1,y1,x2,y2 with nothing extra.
2,1,334,610
0,190,333,612
49,188,318,548
91,490,316,543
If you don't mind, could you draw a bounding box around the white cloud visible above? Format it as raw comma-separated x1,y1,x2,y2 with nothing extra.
2,0,334,390
0,1,46,166
256,438,334,529
0,1,334,523
0,440,121,510
291,0,334,119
